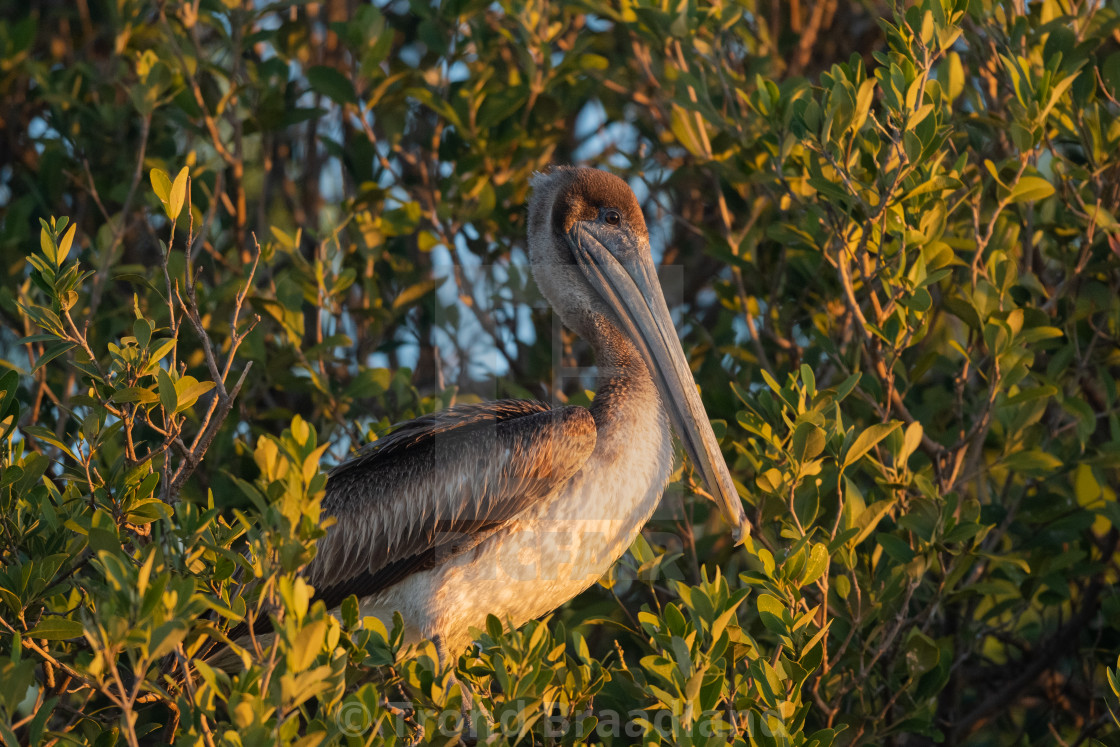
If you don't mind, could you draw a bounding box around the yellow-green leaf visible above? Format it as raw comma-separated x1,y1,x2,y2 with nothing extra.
150,168,171,206
174,376,216,413
850,498,896,548
844,422,902,467
391,280,435,311
1008,176,1054,204
670,103,705,158
147,338,177,368
110,386,160,405
57,223,77,264
169,167,189,220
801,543,829,587
40,225,55,264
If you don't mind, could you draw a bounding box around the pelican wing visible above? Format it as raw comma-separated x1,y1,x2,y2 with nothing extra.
306,400,597,609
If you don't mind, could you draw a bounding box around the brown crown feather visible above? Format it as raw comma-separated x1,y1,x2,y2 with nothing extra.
532,166,649,242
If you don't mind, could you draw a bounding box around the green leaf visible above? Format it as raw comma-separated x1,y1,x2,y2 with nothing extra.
0,661,36,713
710,593,748,642
756,594,787,635
800,363,816,397
843,422,901,467
791,422,826,461
1008,176,1054,204
905,629,940,675
111,386,160,405
906,175,964,201
833,373,861,402
133,318,152,348
1002,448,1062,475
149,621,188,659
984,159,1007,188
307,65,358,105
31,341,75,373
876,532,915,562
158,368,178,415
26,616,83,640
21,425,79,461
486,614,502,641
126,499,171,524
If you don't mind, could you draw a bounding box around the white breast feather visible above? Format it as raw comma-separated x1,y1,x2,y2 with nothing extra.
357,397,673,654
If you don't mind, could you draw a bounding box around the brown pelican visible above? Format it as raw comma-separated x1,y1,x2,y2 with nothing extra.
302,167,749,660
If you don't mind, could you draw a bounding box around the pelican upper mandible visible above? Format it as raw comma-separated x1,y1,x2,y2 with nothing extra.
304,166,750,659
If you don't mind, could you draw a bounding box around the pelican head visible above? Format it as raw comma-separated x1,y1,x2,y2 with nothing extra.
528,167,750,543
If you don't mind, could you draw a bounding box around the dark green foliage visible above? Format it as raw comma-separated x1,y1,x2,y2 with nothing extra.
1,0,1119,744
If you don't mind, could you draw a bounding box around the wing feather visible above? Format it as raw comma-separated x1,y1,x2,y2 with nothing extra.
305,400,596,605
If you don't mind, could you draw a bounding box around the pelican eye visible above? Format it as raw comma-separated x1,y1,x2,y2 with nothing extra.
603,209,622,226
